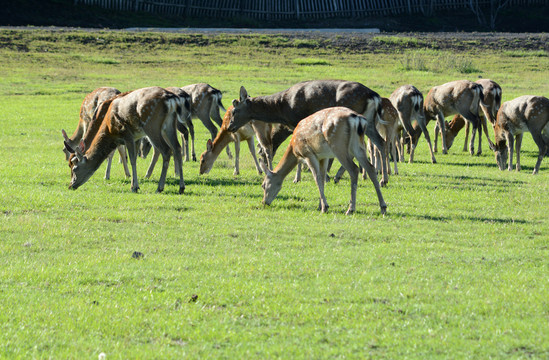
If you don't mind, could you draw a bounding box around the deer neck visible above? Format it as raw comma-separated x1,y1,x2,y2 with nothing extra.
272,144,299,179
84,124,120,169
248,95,291,126
211,129,234,157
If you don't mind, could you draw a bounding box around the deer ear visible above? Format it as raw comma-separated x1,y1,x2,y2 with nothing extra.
64,141,75,154
62,129,69,141
239,86,248,102
75,140,85,160
206,139,213,151
259,158,271,175
232,99,239,108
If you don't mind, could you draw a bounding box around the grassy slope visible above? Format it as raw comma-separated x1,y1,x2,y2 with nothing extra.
0,30,548,359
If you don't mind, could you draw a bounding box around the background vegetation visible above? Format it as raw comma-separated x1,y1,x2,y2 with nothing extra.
0,30,548,359
2,0,549,32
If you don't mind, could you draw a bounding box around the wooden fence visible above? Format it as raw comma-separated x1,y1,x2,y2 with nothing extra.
73,0,546,19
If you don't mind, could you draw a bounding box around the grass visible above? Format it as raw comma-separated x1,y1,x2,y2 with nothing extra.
292,57,331,66
0,29,548,359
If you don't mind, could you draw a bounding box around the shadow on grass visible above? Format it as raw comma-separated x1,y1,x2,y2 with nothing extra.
390,211,530,224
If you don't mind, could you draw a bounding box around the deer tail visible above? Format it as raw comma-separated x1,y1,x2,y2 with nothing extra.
212,89,226,112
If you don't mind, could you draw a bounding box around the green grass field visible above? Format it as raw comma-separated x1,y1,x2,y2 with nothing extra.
0,30,548,359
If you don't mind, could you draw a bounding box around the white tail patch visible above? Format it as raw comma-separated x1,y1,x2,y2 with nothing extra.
213,91,226,112
411,94,422,113
470,85,482,114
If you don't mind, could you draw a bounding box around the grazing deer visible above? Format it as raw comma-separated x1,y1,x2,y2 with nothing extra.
434,79,502,154
424,79,485,156
62,87,131,180
141,87,193,179
166,87,194,161
199,106,268,175
262,107,387,215
493,95,549,174
181,83,231,160
389,85,435,163
65,87,190,193
227,80,388,186
334,97,402,182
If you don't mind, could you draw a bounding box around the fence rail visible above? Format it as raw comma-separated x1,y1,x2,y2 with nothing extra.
73,0,546,19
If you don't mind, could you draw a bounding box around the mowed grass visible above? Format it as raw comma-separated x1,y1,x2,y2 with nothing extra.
0,30,548,359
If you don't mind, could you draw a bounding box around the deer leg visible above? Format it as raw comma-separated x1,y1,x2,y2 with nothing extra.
334,155,359,215
435,112,447,155
246,137,262,175
391,134,399,175
145,148,160,179
186,120,196,162
124,137,140,193
162,118,184,194
463,121,470,152
530,130,549,174
480,113,495,150
117,145,131,178
293,163,302,183
515,133,523,171
433,122,439,153
333,165,346,184
352,147,387,215
506,132,514,172
104,150,115,180
476,121,483,156
417,114,437,163
304,157,328,213
177,122,190,162
233,136,241,176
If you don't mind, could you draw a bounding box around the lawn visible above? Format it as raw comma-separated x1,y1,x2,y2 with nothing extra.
0,29,548,359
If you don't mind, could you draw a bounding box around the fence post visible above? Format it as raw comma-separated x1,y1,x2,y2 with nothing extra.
134,0,140,12
295,0,300,19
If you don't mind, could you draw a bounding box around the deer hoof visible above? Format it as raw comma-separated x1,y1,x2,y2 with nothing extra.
179,186,185,194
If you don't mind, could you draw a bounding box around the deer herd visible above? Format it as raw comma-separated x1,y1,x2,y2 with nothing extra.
62,80,549,215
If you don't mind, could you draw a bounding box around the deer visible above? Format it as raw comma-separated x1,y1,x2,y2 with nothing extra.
333,97,402,183
493,95,549,175
389,85,435,164
181,83,232,160
261,107,387,215
434,79,502,154
140,87,193,179
64,87,191,193
62,87,131,180
199,105,269,176
423,79,485,156
227,79,388,186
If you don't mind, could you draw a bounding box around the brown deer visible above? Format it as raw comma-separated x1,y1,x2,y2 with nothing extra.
141,87,193,179
493,95,549,174
62,87,131,180
65,87,190,193
227,80,388,186
423,79,485,156
261,107,387,215
334,97,402,182
199,106,268,175
166,87,194,161
181,83,231,160
389,85,435,163
434,79,501,154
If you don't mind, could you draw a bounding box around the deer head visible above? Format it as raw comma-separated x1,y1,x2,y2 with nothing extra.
259,158,282,206
65,140,94,190
227,86,252,133
199,139,215,174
